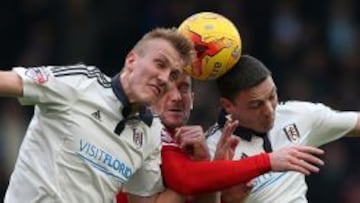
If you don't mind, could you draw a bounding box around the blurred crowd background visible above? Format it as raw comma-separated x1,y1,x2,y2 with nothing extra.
1,0,360,202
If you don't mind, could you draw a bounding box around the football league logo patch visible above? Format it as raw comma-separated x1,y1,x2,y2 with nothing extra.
283,123,300,143
161,128,180,148
161,128,175,144
25,67,50,84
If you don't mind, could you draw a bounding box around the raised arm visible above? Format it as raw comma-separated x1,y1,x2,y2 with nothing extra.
127,190,185,203
0,71,23,97
161,146,271,195
162,133,324,196
347,113,360,137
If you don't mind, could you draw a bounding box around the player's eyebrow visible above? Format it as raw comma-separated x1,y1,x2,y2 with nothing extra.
247,86,277,105
156,54,171,67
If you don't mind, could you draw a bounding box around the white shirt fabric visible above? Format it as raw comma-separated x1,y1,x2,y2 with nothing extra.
207,101,358,203
5,65,164,203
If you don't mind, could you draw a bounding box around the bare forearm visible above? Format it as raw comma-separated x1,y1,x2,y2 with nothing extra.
346,113,360,137
127,189,184,203
191,192,220,203
0,71,23,97
155,189,184,203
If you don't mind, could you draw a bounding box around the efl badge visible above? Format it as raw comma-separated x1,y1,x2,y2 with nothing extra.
161,128,179,148
25,67,50,84
132,128,143,148
283,123,300,143
161,128,175,144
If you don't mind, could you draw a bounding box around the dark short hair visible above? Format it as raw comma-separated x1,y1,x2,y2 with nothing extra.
216,55,272,100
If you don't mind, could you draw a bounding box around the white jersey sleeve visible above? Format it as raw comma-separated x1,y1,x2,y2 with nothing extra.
13,65,100,106
283,101,358,146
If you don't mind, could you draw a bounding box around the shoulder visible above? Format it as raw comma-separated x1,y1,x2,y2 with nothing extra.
50,64,112,88
206,123,222,141
151,116,163,130
147,116,164,143
277,100,330,113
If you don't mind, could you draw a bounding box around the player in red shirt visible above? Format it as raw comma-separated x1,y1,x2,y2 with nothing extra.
117,74,324,203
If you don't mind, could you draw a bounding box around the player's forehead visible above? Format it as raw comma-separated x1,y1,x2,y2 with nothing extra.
176,74,192,87
144,38,184,71
238,77,276,102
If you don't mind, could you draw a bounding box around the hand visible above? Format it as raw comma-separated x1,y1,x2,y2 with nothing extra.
214,119,240,160
221,181,254,203
175,125,210,160
269,146,325,175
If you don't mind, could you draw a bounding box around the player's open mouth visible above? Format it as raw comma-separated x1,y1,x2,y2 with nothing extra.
169,108,182,112
167,108,184,117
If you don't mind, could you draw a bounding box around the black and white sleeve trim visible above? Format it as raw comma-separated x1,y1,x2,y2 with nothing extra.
50,65,112,88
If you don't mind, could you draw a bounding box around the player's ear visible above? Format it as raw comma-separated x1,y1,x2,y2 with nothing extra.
220,97,234,114
190,92,194,110
125,51,137,72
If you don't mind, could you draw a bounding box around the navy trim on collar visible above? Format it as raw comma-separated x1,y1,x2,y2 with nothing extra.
217,109,273,152
111,73,154,135
111,73,131,118
114,106,154,135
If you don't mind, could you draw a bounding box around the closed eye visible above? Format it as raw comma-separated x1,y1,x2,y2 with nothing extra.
249,101,263,109
155,59,166,69
178,84,190,93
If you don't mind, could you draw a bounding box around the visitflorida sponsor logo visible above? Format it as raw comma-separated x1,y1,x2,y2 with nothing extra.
78,139,133,183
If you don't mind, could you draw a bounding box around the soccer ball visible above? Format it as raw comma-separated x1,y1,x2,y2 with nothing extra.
178,12,242,80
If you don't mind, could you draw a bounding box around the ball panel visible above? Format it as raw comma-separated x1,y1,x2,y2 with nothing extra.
178,12,242,80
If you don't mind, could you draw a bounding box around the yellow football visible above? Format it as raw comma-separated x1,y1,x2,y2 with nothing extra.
178,12,242,80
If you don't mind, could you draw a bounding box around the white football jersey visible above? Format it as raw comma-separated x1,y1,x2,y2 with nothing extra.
207,101,358,203
5,65,164,202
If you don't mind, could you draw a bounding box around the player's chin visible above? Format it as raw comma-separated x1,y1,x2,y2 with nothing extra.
256,122,273,133
165,120,183,129
263,122,274,132
146,93,162,105
170,117,184,126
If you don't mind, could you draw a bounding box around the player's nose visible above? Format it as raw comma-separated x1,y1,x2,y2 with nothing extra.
263,100,275,117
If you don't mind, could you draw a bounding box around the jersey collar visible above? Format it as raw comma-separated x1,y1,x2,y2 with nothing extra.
111,73,131,118
111,74,153,135
217,109,273,152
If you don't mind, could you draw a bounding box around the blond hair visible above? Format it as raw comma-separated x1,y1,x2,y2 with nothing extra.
132,27,195,68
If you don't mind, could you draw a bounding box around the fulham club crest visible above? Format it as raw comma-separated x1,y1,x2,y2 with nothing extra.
283,123,300,143
132,128,143,148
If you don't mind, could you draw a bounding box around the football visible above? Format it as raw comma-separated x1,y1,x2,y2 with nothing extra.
178,12,242,80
